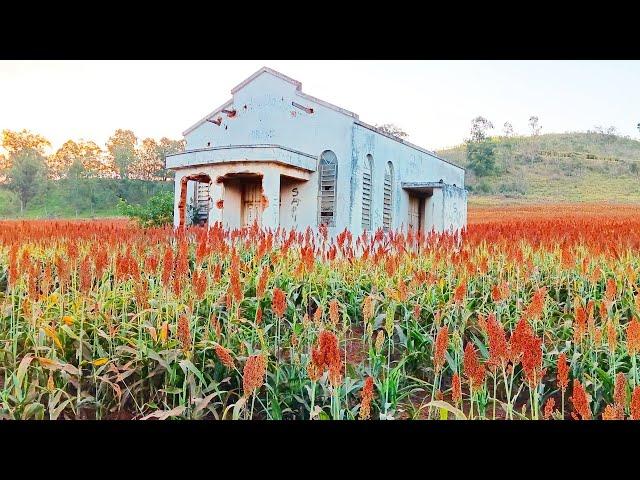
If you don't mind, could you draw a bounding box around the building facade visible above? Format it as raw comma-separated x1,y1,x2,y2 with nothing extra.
167,67,467,235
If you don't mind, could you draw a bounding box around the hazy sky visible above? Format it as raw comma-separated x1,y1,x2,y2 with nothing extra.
1,60,639,154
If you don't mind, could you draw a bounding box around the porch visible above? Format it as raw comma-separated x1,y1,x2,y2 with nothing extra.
168,145,317,230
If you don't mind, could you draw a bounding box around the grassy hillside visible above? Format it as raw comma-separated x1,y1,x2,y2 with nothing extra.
436,132,640,205
0,178,172,219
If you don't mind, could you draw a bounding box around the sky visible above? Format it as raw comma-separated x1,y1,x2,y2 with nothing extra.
1,60,639,154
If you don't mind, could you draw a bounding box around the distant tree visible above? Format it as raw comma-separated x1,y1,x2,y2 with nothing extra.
157,137,185,180
529,116,541,136
503,121,514,137
67,157,86,180
374,123,409,139
605,126,617,136
6,148,48,212
637,122,640,134
49,139,104,179
466,116,496,177
469,116,494,142
133,137,185,181
106,129,138,179
1,129,50,170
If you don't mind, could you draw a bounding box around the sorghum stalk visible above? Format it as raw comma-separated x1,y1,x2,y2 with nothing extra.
309,380,316,420
492,372,497,420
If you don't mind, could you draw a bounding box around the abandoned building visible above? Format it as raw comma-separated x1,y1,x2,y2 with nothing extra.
166,67,467,235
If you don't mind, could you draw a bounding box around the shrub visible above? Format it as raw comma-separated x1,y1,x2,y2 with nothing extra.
498,180,527,196
466,139,497,177
118,190,174,227
475,179,494,194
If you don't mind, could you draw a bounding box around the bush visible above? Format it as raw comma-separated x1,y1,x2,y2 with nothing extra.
466,139,497,177
475,179,494,194
118,190,174,227
498,180,528,195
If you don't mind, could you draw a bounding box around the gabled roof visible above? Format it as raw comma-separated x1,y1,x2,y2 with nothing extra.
230,66,302,94
183,66,357,136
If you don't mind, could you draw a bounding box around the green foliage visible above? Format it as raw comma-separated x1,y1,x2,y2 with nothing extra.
466,139,497,177
475,179,493,194
6,148,47,211
118,190,174,227
497,180,527,196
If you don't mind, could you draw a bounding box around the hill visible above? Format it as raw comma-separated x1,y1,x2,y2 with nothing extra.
436,132,640,205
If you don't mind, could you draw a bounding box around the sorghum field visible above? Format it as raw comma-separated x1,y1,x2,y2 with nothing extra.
2,204,640,420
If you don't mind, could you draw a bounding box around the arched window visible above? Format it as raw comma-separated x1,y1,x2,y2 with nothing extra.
361,154,373,230
383,161,394,231
318,150,337,226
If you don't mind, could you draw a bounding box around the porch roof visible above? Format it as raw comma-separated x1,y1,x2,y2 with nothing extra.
402,181,466,196
402,181,445,196
166,144,317,172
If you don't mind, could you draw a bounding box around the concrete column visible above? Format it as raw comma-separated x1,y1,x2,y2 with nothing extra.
209,181,224,227
425,189,445,233
173,175,182,228
261,170,281,230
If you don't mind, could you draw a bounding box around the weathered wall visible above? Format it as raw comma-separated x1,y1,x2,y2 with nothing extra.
423,190,442,232
350,123,466,235
279,177,316,231
442,184,467,233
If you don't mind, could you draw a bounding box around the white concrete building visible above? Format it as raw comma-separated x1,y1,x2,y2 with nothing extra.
167,67,467,235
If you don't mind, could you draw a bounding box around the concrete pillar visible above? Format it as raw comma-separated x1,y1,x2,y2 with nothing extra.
209,181,224,227
261,170,281,230
173,175,182,228
425,189,445,233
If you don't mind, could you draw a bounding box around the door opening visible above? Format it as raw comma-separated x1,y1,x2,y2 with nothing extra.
194,181,210,226
408,194,424,233
242,179,263,227
178,173,211,228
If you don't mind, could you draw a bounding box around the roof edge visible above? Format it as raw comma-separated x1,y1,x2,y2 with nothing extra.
182,98,233,136
296,91,358,119
354,120,465,172
166,143,317,161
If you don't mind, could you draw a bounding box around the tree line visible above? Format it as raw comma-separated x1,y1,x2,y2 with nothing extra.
0,129,184,212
